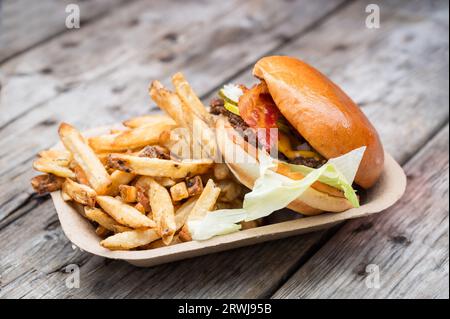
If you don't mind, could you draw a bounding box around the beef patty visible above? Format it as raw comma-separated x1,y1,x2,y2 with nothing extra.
209,98,325,168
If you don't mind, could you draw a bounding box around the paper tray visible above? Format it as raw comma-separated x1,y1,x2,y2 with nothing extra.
50,127,407,267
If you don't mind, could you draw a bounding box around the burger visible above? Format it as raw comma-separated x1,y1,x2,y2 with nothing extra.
209,56,384,215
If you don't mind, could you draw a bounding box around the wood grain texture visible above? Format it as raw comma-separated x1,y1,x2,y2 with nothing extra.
0,0,129,63
0,0,448,298
0,0,240,128
273,125,449,299
0,0,345,129
0,217,336,298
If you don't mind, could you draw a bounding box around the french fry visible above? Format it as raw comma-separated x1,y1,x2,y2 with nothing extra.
89,121,175,152
135,176,153,212
87,135,123,153
58,123,111,195
191,117,218,159
102,196,198,250
105,143,172,197
172,72,211,124
84,206,131,233
108,154,213,178
33,158,75,178
174,196,198,229
96,196,156,228
134,202,146,214
158,127,191,160
179,179,221,241
138,145,170,159
187,179,221,220
38,149,72,167
39,149,71,159
123,114,176,128
148,178,176,245
213,164,230,180
30,174,65,195
186,175,203,196
33,75,257,251
62,178,96,207
163,76,216,159
158,129,172,146
108,170,135,196
71,163,89,185
154,177,177,187
119,185,137,203
110,128,128,134
150,80,217,159
95,152,111,166
142,197,198,249
95,226,111,238
150,80,188,128
169,182,189,202
112,225,133,233
100,228,160,250
143,235,182,249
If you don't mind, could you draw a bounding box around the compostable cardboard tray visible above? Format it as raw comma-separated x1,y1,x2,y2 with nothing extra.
50,126,407,267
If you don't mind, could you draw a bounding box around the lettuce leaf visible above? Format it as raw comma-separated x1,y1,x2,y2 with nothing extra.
189,147,366,241
285,146,366,209
188,209,246,241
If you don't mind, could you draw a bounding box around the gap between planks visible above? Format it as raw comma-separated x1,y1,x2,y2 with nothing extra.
0,0,137,65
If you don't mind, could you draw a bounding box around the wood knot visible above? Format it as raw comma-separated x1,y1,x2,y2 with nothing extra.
352,222,373,234
390,235,411,246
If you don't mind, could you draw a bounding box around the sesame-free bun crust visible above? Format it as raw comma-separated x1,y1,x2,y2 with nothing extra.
215,118,354,215
253,56,384,189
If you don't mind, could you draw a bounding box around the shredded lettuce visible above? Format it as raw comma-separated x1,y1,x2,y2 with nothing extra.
189,147,367,241
188,209,246,241
285,146,366,209
328,146,366,184
220,84,243,104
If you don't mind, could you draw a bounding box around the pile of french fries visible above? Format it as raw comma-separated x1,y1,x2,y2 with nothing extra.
31,73,256,250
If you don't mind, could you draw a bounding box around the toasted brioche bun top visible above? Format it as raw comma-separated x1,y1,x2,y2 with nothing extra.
253,56,384,188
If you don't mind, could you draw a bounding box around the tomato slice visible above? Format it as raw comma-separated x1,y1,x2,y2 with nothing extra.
238,82,281,150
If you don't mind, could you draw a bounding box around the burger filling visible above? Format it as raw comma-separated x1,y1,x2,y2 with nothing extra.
210,83,326,168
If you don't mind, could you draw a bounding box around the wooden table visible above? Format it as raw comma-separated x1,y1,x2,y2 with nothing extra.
0,0,448,299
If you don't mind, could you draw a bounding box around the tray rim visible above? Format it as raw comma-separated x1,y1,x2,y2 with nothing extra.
50,134,407,266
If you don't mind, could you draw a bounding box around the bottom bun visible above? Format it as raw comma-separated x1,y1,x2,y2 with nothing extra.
215,117,354,215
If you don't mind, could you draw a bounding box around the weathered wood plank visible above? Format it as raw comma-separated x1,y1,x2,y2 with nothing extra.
0,0,129,63
1,0,447,299
0,205,336,298
0,0,240,128
272,125,449,299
